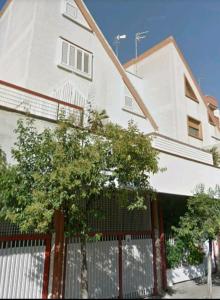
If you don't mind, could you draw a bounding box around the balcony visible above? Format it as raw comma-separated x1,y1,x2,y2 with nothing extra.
148,132,213,165
148,133,220,196
0,80,84,126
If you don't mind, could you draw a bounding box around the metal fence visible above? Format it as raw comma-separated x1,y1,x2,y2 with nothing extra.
64,232,154,299
0,234,51,299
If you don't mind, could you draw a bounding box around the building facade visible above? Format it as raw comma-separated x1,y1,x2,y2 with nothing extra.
0,0,220,298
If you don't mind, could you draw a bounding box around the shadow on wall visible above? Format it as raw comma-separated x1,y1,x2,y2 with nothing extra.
64,236,154,299
0,239,46,299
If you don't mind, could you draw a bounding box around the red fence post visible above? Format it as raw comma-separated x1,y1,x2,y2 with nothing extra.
42,236,51,299
51,210,65,299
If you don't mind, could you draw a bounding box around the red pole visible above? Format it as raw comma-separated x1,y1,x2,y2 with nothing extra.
159,206,167,290
42,236,51,299
62,239,68,299
51,210,65,299
118,237,123,299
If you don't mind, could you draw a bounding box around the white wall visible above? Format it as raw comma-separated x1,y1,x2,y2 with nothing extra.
171,44,217,147
0,0,38,86
0,0,154,135
126,42,220,147
127,44,176,138
150,152,220,196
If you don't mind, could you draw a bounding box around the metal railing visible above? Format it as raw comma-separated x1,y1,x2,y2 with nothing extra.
148,132,214,165
0,80,84,126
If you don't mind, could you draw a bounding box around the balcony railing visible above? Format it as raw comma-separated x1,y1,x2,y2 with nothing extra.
148,132,213,165
0,80,84,126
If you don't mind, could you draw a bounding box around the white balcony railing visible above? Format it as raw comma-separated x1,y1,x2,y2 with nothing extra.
0,80,84,126
148,133,213,165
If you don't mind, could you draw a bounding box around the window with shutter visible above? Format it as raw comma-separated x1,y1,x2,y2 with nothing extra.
58,38,92,79
187,116,203,140
66,1,78,19
125,96,133,108
63,0,78,21
185,76,198,102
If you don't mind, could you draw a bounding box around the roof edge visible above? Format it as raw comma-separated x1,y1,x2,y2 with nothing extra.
124,35,220,132
0,0,12,18
171,38,220,132
124,36,174,69
75,0,158,131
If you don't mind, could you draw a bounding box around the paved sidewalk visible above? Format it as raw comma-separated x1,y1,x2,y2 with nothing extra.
161,274,220,299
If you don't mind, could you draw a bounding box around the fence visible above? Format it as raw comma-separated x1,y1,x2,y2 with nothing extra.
64,232,154,299
0,234,51,299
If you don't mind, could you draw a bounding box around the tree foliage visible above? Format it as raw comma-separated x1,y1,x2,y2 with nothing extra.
0,113,159,236
167,185,220,268
210,146,220,167
173,185,220,243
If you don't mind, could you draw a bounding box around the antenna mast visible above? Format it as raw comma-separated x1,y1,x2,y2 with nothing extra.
135,30,149,74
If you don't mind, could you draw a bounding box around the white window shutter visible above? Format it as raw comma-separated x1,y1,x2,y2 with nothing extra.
61,41,69,65
84,53,89,74
69,45,75,68
65,1,78,19
125,96,133,108
76,49,82,71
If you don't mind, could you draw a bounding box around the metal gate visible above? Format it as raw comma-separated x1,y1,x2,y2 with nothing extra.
64,232,154,299
0,234,51,299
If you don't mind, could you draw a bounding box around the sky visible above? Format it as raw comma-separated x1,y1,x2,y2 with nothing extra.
1,0,220,105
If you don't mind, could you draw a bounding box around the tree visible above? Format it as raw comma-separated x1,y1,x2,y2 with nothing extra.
0,112,159,298
172,185,220,299
210,146,220,167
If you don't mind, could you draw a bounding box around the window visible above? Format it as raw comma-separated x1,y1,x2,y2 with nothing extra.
185,76,198,102
125,96,133,108
63,0,78,21
187,116,203,140
58,38,92,79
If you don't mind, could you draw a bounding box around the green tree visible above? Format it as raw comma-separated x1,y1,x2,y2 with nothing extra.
0,112,159,298
172,185,220,299
210,146,220,167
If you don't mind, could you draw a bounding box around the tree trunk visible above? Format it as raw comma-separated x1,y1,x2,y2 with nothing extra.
207,238,213,299
80,236,88,299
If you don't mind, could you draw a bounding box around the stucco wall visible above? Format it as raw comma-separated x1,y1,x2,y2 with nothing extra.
127,42,220,147
127,44,176,138
150,152,220,196
0,0,154,135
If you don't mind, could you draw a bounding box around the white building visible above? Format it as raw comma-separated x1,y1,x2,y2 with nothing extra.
0,0,220,298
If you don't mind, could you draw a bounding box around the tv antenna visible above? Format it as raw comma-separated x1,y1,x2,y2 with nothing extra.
114,34,127,58
135,30,149,74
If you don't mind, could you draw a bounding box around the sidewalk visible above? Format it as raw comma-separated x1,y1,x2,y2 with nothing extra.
161,274,220,299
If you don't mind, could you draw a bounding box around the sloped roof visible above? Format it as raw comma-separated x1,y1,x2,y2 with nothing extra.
124,36,220,131
74,0,158,130
204,95,218,108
